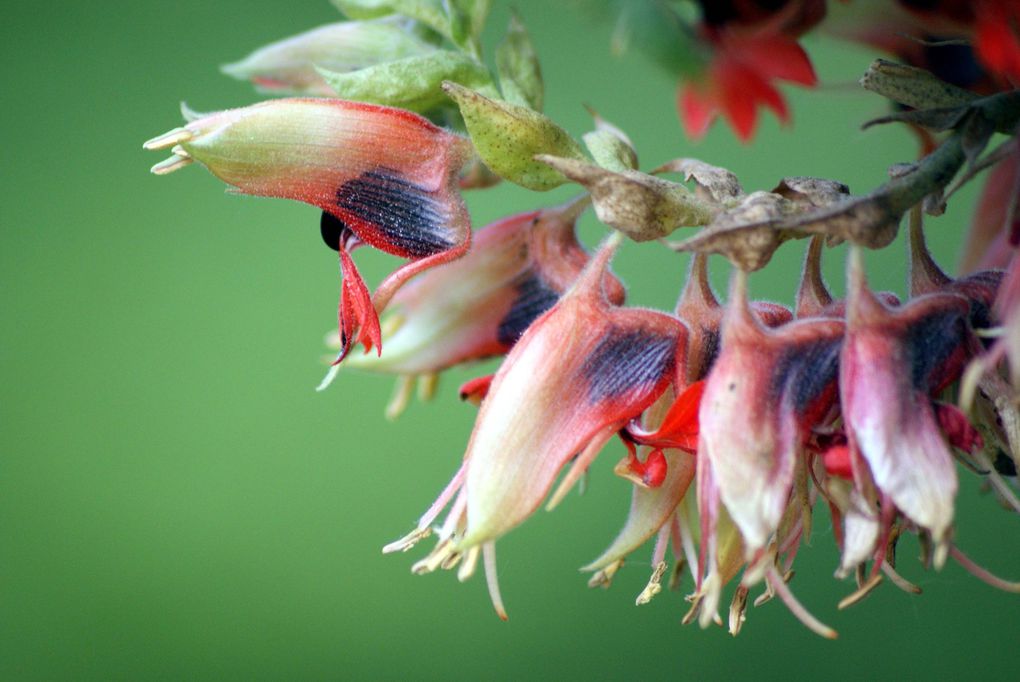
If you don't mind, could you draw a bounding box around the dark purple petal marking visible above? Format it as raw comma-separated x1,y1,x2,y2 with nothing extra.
320,210,346,251
770,337,842,416
950,270,1003,332
905,308,969,393
496,275,559,348
336,168,457,258
583,327,676,402
695,325,721,376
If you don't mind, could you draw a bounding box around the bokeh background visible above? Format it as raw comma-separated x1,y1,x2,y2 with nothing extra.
3,1,1017,679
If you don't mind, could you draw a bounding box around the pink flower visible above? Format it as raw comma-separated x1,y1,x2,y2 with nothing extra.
841,248,974,567
318,197,626,417
144,98,473,361
384,233,688,619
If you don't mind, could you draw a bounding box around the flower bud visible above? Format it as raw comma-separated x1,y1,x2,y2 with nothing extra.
442,81,586,190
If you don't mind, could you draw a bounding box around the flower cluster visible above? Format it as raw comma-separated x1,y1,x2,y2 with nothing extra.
144,0,1019,637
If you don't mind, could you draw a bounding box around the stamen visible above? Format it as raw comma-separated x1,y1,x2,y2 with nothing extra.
417,373,439,402
588,559,623,589
681,590,704,626
411,539,456,575
766,566,838,639
880,560,923,594
635,561,668,605
440,548,462,571
417,463,466,530
382,526,432,554
950,545,1020,593
676,505,700,585
438,489,467,541
142,126,194,150
315,363,341,392
728,586,749,636
837,573,883,610
697,573,724,629
651,524,670,566
546,427,615,511
974,449,1020,514
150,154,193,175
669,559,687,592
483,542,509,621
385,375,416,421
458,545,480,582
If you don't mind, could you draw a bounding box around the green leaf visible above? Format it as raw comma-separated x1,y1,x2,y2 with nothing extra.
318,51,492,113
442,81,586,191
220,18,439,95
331,0,451,38
494,12,543,111
447,0,491,55
581,108,637,171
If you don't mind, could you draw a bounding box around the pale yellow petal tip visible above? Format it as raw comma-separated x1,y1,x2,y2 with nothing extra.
150,154,192,176
143,126,193,151
179,101,209,123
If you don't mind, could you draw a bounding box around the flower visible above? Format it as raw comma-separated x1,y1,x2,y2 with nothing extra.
144,98,473,360
693,265,843,637
317,196,626,418
840,247,975,568
384,232,689,619
678,27,817,142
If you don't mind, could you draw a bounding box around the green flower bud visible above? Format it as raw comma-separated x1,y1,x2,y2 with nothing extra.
443,81,586,191
582,108,637,172
318,51,493,112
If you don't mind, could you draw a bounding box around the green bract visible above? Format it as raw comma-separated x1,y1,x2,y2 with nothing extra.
443,81,586,191
537,155,714,241
318,51,492,112
332,0,450,38
495,13,543,111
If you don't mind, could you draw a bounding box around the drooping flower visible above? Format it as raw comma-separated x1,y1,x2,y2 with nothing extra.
694,264,843,637
317,196,626,418
220,17,439,96
384,232,689,618
678,24,818,142
840,247,975,569
144,98,473,360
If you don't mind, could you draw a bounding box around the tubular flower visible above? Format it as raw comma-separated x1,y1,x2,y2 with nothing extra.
840,248,976,568
144,98,473,361
583,255,721,600
585,253,796,608
693,265,843,638
317,196,626,418
384,233,689,619
678,27,817,142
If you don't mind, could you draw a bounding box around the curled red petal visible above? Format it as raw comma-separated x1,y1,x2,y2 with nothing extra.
459,374,494,405
336,242,382,361
627,380,705,451
822,444,854,480
679,82,718,141
934,401,984,454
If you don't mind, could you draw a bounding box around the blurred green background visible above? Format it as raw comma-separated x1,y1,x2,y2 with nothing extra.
2,1,1017,679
